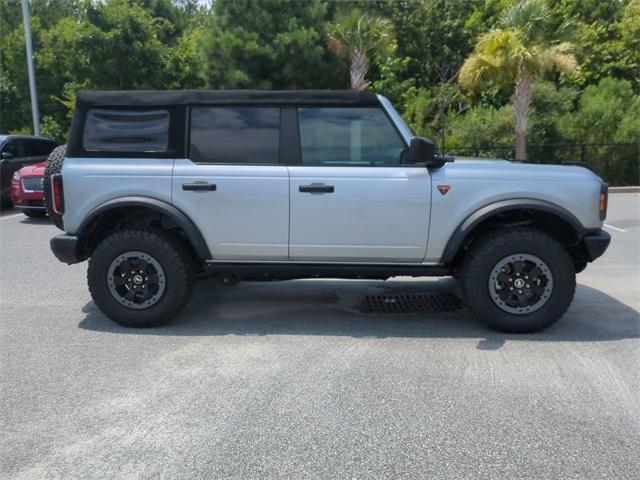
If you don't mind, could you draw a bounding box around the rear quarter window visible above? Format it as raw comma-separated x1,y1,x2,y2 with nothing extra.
83,109,170,153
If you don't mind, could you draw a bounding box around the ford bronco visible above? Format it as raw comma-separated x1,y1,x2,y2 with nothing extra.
46,90,610,332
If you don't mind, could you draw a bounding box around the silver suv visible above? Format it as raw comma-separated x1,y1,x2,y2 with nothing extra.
47,90,610,332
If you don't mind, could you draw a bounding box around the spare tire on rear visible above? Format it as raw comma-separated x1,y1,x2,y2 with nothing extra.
43,144,66,230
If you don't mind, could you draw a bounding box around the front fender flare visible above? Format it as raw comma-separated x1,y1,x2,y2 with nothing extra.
78,196,211,260
440,199,586,264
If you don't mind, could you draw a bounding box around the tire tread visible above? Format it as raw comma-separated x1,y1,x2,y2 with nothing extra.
88,227,194,327
460,227,576,333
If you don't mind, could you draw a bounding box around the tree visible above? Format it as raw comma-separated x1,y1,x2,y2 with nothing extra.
459,0,577,160
559,78,639,144
327,9,394,90
366,0,476,88
200,0,344,90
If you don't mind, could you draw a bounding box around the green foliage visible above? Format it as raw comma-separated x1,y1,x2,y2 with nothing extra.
459,0,577,92
527,80,578,145
559,78,639,144
327,9,394,59
200,0,344,89
368,0,476,88
0,0,636,183
446,105,515,149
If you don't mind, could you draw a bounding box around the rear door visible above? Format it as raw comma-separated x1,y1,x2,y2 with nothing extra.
172,106,289,260
288,107,431,262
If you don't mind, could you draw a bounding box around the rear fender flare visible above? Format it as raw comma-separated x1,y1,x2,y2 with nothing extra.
78,196,211,260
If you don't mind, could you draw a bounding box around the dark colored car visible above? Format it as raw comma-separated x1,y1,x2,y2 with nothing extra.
0,135,58,207
10,161,47,217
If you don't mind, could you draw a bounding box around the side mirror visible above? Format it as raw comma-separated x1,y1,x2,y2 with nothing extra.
406,136,453,169
1,151,14,160
407,137,436,166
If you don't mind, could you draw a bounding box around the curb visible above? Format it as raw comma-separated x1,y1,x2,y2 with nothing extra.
610,186,640,193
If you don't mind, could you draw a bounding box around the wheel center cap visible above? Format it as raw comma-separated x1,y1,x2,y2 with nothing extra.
133,274,144,285
514,278,525,288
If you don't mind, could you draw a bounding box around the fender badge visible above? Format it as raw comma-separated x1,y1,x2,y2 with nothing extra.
437,185,451,195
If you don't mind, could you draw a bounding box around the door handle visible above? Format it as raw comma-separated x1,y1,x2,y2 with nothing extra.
299,183,335,194
182,182,216,192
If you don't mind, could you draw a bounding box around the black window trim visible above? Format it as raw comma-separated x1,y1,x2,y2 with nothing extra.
67,101,415,167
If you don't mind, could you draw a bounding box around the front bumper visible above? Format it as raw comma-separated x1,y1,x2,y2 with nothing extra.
582,229,611,261
50,233,86,264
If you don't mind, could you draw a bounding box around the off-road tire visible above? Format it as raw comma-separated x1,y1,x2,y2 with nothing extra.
460,227,576,333
43,144,66,230
22,209,47,218
88,228,195,328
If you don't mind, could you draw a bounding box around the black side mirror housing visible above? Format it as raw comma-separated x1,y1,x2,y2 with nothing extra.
1,151,14,160
406,136,453,169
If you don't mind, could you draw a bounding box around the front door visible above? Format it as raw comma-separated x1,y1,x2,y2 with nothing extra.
288,107,431,262
172,106,289,260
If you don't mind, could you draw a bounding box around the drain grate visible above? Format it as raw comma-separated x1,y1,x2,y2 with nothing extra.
362,292,464,313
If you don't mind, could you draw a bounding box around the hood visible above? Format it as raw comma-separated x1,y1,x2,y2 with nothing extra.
442,157,603,182
18,161,46,176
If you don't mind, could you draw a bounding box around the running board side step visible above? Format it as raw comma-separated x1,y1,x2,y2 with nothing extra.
204,262,450,280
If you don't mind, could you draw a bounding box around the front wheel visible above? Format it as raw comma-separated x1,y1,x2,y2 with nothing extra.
88,228,195,327
460,227,576,333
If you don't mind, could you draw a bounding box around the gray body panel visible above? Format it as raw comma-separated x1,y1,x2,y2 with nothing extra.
425,159,603,262
171,160,289,260
62,157,174,234
60,96,605,266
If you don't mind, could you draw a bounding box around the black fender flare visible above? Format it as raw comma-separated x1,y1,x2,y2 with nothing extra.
78,196,211,260
440,199,586,264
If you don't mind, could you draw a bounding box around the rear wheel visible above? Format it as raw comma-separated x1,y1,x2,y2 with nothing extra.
43,144,66,230
460,227,575,333
88,228,195,327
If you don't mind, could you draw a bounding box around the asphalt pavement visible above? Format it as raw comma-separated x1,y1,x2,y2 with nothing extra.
1,194,639,479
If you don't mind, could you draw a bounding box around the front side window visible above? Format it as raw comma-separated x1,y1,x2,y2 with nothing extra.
298,107,406,166
83,109,169,153
189,107,280,164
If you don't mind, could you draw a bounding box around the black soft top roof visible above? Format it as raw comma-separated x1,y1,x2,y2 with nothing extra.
75,90,380,107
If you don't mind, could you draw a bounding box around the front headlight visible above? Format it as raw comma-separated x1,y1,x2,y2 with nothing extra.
12,171,21,181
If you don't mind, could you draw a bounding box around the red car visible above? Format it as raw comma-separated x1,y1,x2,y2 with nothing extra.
10,161,47,218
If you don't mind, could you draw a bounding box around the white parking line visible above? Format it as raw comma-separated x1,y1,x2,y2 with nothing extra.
604,223,627,233
0,213,23,220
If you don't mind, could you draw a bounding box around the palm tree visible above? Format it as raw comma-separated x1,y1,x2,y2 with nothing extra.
328,10,394,91
459,0,577,160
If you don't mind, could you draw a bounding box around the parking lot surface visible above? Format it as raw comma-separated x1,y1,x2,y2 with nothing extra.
1,194,639,479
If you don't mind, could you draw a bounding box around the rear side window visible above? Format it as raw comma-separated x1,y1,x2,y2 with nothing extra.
38,141,58,156
22,141,41,157
83,109,170,153
189,107,280,164
298,107,405,166
24,140,56,157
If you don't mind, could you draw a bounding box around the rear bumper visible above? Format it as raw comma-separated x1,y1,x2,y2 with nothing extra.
50,233,85,264
14,200,45,210
582,229,611,261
